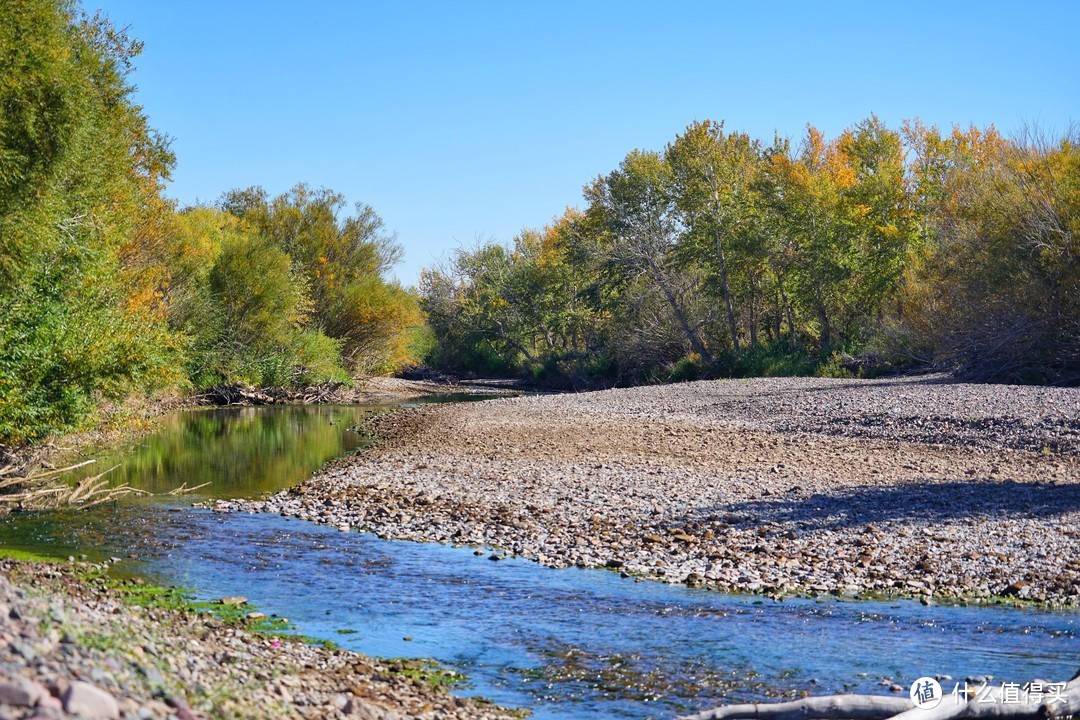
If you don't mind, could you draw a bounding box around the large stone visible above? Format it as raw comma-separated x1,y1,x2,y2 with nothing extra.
0,678,45,707
1003,580,1029,597
343,698,384,719
61,681,119,719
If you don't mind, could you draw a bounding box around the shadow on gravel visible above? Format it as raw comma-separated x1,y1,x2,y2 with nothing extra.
703,479,1080,531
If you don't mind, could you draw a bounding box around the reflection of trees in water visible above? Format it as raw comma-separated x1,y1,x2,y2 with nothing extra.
65,406,372,497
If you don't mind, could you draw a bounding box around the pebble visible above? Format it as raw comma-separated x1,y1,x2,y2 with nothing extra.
0,560,520,720
62,681,119,719
228,376,1080,606
218,596,247,606
0,679,43,707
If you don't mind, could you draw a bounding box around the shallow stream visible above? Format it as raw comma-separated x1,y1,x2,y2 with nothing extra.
0,404,1076,719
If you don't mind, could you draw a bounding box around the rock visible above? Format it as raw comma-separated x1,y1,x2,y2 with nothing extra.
37,693,64,711
1003,580,1029,596
0,679,44,707
605,558,625,569
343,698,393,719
61,681,119,719
219,596,247,606
11,641,36,661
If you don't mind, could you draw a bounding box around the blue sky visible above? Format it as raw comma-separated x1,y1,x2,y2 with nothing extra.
95,1,1079,285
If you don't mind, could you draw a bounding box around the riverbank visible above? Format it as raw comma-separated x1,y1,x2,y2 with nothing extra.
228,375,1080,605
1,376,515,513
49,376,491,460
0,557,522,720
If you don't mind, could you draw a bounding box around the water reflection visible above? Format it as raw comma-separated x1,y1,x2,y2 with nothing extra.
63,405,377,497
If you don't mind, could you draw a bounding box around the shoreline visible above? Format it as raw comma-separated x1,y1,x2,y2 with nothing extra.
0,376,533,719
3,376,514,486
227,376,1080,607
0,556,522,720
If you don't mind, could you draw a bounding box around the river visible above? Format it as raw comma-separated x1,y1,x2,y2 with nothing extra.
0,404,1076,719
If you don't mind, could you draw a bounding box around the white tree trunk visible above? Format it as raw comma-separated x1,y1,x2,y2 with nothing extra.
681,671,1080,720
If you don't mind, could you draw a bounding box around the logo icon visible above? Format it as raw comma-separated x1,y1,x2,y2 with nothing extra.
910,677,943,709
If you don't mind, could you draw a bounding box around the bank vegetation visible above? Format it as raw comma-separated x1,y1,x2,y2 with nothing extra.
0,0,425,461
422,118,1078,388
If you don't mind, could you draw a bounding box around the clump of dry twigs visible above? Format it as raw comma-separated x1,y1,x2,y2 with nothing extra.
0,459,147,514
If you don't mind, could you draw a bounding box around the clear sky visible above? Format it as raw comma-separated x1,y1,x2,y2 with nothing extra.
93,0,1079,285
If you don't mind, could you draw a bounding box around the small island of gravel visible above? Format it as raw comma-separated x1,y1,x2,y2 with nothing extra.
227,375,1080,606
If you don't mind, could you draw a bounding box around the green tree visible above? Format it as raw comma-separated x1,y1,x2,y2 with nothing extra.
666,120,765,352
221,184,421,373
585,150,714,364
0,1,179,446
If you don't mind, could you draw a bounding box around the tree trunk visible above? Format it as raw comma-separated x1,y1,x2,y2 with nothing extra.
748,271,759,347
781,288,796,341
681,695,912,720
716,228,740,353
815,287,831,353
680,670,1080,720
647,259,714,365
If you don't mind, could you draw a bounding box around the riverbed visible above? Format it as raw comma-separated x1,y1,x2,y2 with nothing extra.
1,399,1078,719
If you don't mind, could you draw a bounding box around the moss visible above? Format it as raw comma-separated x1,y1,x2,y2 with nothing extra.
383,658,468,689
0,548,65,563
74,566,314,636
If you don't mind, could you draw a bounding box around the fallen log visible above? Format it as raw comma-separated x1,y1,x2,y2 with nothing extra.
679,694,913,720
681,671,1080,720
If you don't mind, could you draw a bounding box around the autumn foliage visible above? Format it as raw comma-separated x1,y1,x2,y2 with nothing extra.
423,118,1079,387
0,1,423,449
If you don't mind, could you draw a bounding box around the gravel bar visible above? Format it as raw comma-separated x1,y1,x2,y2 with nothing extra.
229,375,1080,605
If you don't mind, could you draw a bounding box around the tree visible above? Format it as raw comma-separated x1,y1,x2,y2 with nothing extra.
765,118,913,353
898,122,1079,383
166,208,347,387
586,150,714,364
0,1,179,446
667,120,765,352
220,184,421,374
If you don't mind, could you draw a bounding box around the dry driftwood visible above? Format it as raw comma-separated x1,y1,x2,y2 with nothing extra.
201,382,348,406
680,671,1080,720
167,481,211,496
681,695,914,720
0,460,148,512
0,459,97,490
